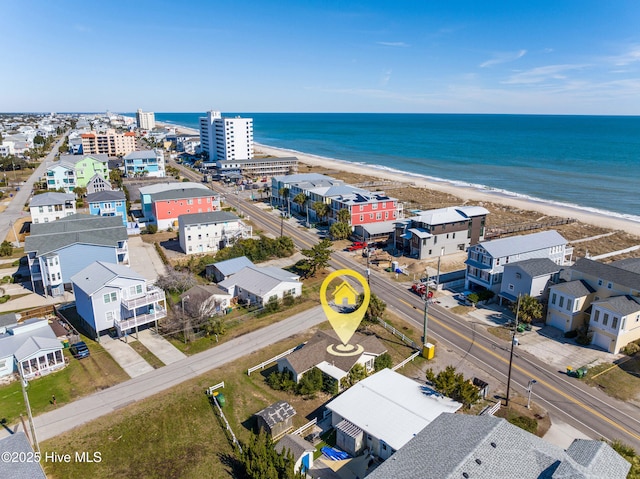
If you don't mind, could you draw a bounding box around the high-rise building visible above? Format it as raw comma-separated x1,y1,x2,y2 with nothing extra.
81,129,136,157
136,109,156,130
199,110,253,161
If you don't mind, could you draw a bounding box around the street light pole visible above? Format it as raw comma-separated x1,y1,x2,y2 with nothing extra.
181,295,189,344
527,379,537,409
505,294,521,407
422,294,429,346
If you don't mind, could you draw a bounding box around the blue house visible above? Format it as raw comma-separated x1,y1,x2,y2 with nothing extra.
123,149,165,178
24,214,129,297
86,190,128,226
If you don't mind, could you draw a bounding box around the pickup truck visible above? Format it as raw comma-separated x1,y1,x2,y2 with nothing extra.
346,241,366,252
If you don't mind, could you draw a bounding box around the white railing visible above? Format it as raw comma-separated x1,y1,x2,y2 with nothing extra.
392,351,421,371
291,418,317,437
376,318,419,350
116,308,167,333
480,402,501,416
121,288,165,310
247,343,306,375
206,383,242,453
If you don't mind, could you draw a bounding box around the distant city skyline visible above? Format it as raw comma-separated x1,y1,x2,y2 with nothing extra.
3,1,640,115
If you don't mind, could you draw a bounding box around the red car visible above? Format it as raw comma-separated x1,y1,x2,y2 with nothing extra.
347,241,366,252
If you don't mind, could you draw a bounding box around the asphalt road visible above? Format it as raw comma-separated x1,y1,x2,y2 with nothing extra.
178,162,640,451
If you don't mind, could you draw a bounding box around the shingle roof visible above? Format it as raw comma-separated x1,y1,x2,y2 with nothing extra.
29,192,74,207
86,190,125,203
367,413,630,479
281,330,387,378
506,258,561,277
593,295,640,316
71,261,144,296
571,258,640,290
0,432,47,479
274,434,314,461
179,211,239,226
25,214,127,256
552,279,596,297
611,257,640,275
561,439,631,478
123,150,160,159
254,400,296,428
150,187,216,201
479,230,567,258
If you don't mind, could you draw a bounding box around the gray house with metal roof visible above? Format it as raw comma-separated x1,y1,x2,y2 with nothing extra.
205,256,254,282
466,230,571,294
24,214,128,297
218,265,302,306
368,413,630,479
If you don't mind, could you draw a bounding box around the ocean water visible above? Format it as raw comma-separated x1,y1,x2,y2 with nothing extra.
146,112,640,222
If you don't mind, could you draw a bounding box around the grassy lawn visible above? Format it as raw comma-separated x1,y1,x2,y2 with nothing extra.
495,401,552,437
585,355,640,402
40,316,423,479
488,325,514,342
128,341,165,369
0,340,128,426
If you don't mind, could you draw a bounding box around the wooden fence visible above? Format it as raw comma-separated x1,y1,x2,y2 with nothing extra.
376,317,420,350
485,218,576,239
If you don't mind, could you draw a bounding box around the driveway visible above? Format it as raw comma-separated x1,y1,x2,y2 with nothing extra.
137,329,186,364
127,235,167,281
99,335,154,378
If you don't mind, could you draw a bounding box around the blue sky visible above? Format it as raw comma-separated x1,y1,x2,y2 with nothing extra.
3,1,640,114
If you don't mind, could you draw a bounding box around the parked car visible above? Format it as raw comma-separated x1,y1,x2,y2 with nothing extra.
70,341,90,359
347,241,366,251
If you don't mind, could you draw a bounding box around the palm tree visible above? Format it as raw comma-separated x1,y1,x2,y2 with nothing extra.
278,187,290,216
337,208,351,224
312,201,329,224
293,192,310,226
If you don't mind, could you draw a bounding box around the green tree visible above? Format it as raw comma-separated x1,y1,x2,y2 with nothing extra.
312,201,329,223
240,430,303,479
456,379,482,409
298,238,332,278
610,440,640,479
109,168,124,188
297,367,323,396
33,134,46,146
293,192,310,225
329,221,351,240
356,292,386,322
426,365,481,409
374,352,393,371
511,294,543,324
0,241,13,257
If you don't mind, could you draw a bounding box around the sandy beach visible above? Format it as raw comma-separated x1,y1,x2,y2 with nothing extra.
159,121,640,238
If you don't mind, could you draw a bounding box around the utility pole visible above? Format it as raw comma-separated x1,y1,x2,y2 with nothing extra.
19,368,39,453
505,294,521,407
181,295,189,344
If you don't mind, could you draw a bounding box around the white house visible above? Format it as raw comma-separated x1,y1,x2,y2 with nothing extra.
218,266,302,306
0,319,65,380
71,261,167,339
325,368,462,460
465,230,571,294
178,211,252,255
29,192,76,224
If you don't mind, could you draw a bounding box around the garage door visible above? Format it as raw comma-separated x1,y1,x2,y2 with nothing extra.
547,313,568,331
592,332,612,352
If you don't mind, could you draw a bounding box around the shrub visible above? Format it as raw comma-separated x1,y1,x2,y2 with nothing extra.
0,240,13,257
622,341,640,356
374,352,393,371
564,330,578,339
477,290,495,302
467,293,480,305
508,415,538,434
0,295,10,304
146,224,158,234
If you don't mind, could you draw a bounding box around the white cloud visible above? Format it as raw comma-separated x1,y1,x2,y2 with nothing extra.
502,64,587,85
604,45,640,66
480,49,526,68
376,41,409,47
380,69,392,87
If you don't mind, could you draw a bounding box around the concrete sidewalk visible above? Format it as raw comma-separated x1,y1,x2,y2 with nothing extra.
137,329,186,365
100,335,154,378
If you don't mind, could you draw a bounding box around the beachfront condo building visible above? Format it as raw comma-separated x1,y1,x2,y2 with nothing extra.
199,110,253,161
136,109,156,130
81,129,136,157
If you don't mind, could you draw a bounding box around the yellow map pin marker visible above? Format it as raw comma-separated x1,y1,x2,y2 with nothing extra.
320,269,370,348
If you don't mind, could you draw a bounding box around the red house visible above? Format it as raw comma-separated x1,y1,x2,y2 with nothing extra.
330,191,402,227
150,187,221,230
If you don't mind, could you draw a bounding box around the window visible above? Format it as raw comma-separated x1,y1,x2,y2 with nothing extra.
103,292,117,303
559,296,564,308
603,313,609,326
607,282,613,289
372,203,378,210
376,212,382,220
566,299,572,311
129,284,143,295
508,284,514,291
598,279,603,286
106,311,115,322
593,310,600,322
515,272,521,279
612,317,618,329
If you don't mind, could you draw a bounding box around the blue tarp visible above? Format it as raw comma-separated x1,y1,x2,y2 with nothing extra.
321,446,350,461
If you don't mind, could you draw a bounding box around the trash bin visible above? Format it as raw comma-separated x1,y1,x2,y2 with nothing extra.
575,368,585,378
422,342,435,360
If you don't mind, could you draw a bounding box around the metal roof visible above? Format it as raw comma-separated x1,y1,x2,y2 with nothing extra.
178,211,240,226
86,190,126,203
208,256,254,277
479,230,567,258
0,320,61,362
123,150,160,159
326,368,461,451
70,261,144,296
138,182,208,195
218,266,300,296
29,192,75,207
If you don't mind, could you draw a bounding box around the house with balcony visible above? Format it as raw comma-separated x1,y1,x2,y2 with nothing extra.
71,261,167,339
178,211,252,254
24,214,129,297
29,192,76,224
86,190,128,226
547,257,640,353
465,230,571,294
45,160,76,192
394,206,489,259
123,149,165,178
46,154,110,193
